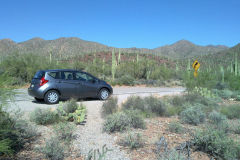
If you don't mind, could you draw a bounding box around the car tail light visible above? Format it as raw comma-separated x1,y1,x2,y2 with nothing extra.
40,76,48,86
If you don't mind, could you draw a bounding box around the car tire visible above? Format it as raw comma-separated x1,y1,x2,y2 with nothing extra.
44,90,60,104
34,97,44,102
98,88,110,100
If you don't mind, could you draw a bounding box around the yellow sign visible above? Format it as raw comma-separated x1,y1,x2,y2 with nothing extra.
192,60,200,71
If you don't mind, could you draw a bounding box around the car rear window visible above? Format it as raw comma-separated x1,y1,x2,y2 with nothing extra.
48,72,60,79
33,71,45,79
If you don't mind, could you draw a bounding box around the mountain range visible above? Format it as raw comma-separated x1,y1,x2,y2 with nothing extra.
0,37,231,59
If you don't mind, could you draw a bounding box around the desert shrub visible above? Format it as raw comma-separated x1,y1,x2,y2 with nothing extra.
0,123,21,155
144,96,167,116
185,93,219,107
118,132,144,149
103,112,131,133
58,102,86,124
0,139,13,155
168,121,185,134
38,136,65,160
208,110,227,125
117,75,135,86
30,108,60,125
215,82,229,90
103,110,145,133
0,106,38,156
220,104,240,119
101,97,118,117
192,127,240,159
53,122,76,143
236,95,240,101
122,96,145,111
171,96,186,106
124,110,145,129
157,149,187,160
61,99,78,114
219,89,233,99
122,96,167,117
180,106,206,125
165,105,183,116
229,120,240,134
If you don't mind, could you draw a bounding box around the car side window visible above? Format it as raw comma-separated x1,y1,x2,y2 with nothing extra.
48,72,60,79
61,71,74,80
75,72,93,81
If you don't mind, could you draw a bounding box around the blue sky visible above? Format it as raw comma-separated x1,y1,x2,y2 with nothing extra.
0,0,239,48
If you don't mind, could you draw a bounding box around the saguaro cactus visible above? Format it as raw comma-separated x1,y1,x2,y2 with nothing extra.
230,61,233,73
49,51,52,63
118,48,121,64
112,49,116,80
220,66,224,83
235,53,238,76
187,59,191,78
176,60,179,71
102,58,105,71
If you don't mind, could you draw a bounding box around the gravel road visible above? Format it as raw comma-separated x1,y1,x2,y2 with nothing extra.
9,87,185,160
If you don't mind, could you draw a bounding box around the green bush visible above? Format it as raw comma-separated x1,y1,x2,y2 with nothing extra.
220,105,240,119
62,99,78,114
144,96,167,116
30,108,60,125
171,96,186,106
101,97,118,117
0,106,38,156
219,89,233,99
122,96,145,111
229,120,240,134
180,106,206,125
168,121,185,134
124,110,145,129
103,112,131,133
119,132,144,149
38,136,65,160
122,96,167,116
192,126,240,159
208,110,227,125
53,122,76,143
103,110,145,133
157,149,187,160
117,75,135,86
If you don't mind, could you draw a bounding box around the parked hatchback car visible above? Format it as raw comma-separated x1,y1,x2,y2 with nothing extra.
28,69,113,104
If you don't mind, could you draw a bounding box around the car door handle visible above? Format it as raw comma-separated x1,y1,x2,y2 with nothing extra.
57,80,62,83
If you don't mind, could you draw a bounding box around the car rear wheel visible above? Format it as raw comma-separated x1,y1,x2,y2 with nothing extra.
98,88,110,100
44,90,59,104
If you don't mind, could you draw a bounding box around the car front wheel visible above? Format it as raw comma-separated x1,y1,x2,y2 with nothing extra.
98,88,110,100
44,90,60,104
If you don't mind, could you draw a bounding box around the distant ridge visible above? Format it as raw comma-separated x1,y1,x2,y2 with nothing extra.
0,37,229,59
153,40,228,59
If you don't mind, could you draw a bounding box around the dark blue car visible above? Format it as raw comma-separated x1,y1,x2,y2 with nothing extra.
28,69,113,104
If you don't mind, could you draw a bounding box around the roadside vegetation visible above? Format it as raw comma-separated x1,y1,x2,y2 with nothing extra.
102,91,240,159
0,96,85,159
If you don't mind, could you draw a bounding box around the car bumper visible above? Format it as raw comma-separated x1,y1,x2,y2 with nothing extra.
28,87,45,99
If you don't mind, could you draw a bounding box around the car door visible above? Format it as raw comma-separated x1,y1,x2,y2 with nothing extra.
74,72,99,98
57,71,79,98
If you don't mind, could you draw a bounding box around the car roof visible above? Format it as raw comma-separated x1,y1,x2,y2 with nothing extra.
40,69,82,72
